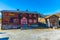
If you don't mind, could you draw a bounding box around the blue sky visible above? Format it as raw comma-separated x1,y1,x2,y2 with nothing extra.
0,0,60,16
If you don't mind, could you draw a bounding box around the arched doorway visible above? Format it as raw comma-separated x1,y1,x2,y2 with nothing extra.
21,17,27,29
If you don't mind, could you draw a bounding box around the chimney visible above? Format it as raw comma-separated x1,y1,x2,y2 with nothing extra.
17,9,19,11
26,9,28,11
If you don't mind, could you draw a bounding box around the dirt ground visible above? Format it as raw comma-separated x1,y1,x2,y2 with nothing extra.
0,29,60,40
0,23,60,40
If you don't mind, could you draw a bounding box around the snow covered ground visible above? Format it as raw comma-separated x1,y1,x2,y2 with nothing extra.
0,29,60,40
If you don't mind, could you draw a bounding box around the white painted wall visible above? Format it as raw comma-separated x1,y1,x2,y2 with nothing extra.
59,17,60,20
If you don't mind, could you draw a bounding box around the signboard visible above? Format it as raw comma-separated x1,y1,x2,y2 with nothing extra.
9,12,14,16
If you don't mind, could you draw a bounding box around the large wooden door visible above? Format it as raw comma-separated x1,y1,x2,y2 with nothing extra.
49,15,59,27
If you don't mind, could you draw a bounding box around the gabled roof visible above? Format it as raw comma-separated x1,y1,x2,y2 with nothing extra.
1,10,39,14
45,13,60,19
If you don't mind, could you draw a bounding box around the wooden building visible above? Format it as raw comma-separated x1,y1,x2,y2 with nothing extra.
45,14,60,28
1,10,38,30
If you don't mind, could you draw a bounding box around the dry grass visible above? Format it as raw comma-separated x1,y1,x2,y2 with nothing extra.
38,18,46,24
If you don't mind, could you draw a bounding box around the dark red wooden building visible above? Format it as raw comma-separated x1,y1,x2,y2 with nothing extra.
1,10,38,29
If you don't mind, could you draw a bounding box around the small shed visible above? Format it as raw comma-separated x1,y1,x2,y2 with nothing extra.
45,14,60,28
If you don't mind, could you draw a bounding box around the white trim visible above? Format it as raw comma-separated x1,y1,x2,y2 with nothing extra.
47,19,50,27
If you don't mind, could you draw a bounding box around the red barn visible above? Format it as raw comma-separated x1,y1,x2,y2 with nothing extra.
1,10,38,30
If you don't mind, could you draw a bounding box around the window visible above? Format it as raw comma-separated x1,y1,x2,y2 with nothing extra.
33,19,37,23
13,18,19,25
29,14,32,18
3,12,8,16
3,17,10,24
29,19,33,24
34,14,37,18
22,13,27,17
14,13,18,17
21,17,27,24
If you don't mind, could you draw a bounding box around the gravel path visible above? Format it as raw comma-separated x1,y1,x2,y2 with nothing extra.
0,29,60,40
